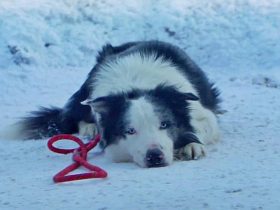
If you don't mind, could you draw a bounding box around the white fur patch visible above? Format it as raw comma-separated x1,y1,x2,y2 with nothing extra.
90,53,198,99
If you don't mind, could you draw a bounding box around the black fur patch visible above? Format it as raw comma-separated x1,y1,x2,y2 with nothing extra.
63,82,94,123
147,84,197,127
96,42,138,63
146,84,202,148
174,132,201,149
93,94,130,148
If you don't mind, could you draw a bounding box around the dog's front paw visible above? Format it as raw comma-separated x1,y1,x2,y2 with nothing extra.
78,122,97,138
174,143,206,161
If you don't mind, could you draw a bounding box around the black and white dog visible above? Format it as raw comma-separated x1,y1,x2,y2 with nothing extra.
20,41,221,167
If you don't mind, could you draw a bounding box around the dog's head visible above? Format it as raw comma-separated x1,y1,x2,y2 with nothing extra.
84,85,199,167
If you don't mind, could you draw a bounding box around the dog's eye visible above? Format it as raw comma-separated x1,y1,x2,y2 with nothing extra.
125,128,137,135
160,121,170,129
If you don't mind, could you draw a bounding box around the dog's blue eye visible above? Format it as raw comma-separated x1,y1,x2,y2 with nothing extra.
160,121,170,129
125,128,136,135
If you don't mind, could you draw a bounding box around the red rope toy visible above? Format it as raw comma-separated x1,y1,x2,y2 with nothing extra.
47,134,107,183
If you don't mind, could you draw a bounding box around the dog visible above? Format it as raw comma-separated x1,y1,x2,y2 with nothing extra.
18,41,221,168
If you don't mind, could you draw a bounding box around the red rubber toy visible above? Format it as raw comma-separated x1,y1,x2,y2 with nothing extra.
47,134,107,183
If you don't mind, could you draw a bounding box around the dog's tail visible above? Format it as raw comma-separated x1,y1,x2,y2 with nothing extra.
19,107,65,139
1,106,79,140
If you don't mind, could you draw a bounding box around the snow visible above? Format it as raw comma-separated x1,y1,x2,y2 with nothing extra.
0,0,280,209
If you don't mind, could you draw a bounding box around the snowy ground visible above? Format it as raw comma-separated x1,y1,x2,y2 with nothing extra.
0,0,280,210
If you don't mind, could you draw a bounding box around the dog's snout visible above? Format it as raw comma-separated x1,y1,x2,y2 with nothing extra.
145,148,166,167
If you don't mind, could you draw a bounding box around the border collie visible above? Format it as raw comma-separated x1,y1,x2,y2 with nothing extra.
19,41,220,168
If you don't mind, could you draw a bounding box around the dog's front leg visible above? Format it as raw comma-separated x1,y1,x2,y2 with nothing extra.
174,142,206,160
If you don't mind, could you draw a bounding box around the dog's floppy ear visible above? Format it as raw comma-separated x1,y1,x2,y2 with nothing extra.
81,95,125,114
151,84,199,102
81,97,111,114
183,93,199,101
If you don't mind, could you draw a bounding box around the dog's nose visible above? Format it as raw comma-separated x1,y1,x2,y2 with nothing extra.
145,148,166,167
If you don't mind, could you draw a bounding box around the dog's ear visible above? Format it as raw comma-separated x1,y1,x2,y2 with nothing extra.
81,95,125,114
183,93,199,101
81,97,109,114
151,84,199,102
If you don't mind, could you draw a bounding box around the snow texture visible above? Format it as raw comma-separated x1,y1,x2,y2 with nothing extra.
0,0,280,209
